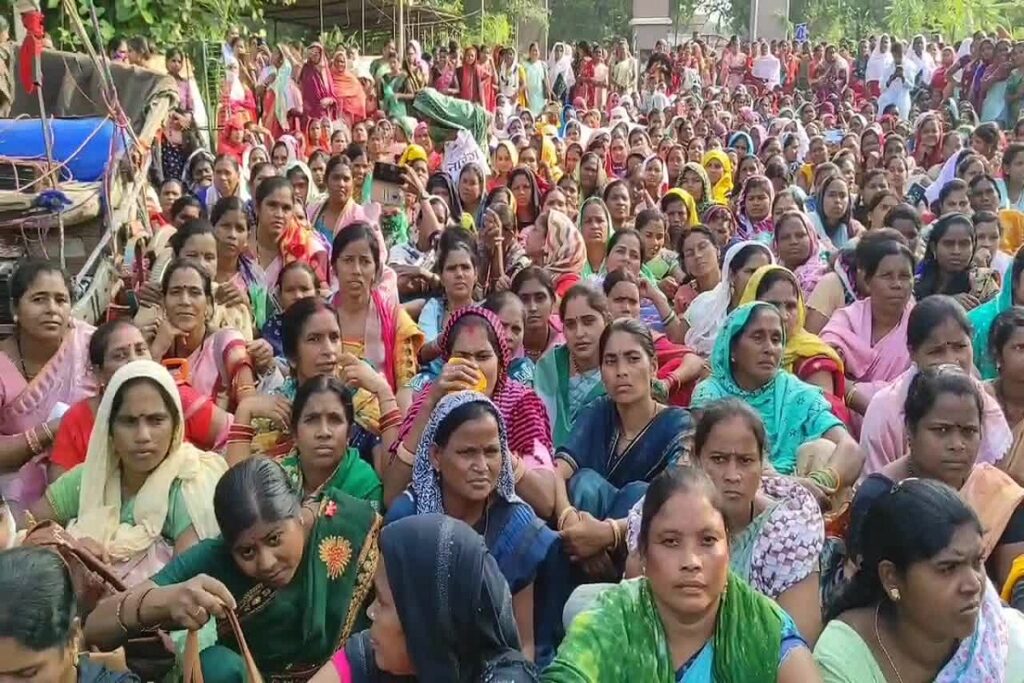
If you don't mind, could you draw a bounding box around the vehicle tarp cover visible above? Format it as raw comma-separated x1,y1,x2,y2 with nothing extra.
8,49,177,133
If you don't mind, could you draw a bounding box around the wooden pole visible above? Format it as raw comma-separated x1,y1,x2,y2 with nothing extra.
33,49,65,270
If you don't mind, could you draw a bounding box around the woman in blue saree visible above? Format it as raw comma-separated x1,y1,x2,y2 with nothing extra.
556,319,693,520
385,391,561,664
520,319,693,585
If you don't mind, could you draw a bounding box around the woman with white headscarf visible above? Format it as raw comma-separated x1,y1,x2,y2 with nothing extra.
683,241,775,356
865,34,894,97
29,360,226,586
906,34,936,85
549,42,575,104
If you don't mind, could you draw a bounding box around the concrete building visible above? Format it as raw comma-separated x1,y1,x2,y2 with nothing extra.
631,0,672,52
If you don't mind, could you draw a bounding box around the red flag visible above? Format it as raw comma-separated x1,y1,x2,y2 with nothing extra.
19,11,45,95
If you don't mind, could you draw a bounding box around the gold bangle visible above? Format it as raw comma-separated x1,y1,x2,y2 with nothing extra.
25,428,41,455
39,422,54,443
557,506,577,531
606,519,619,550
396,443,416,467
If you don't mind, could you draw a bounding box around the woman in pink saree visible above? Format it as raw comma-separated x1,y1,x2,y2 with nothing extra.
305,157,398,302
860,297,1012,481
719,40,749,89
299,42,336,125
0,262,96,517
147,260,256,413
820,238,915,422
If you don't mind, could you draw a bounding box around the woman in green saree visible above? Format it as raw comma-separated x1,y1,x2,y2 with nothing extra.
534,284,610,448
543,467,819,682
229,375,383,510
84,457,380,681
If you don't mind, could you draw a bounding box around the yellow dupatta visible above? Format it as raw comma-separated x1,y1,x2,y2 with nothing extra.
739,265,844,374
702,149,734,204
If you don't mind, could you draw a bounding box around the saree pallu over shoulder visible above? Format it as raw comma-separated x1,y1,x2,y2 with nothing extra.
557,397,692,486
185,328,250,412
0,319,96,510
535,345,607,448
543,574,784,683
219,488,380,680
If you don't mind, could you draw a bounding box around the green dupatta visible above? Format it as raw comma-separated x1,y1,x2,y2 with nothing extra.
280,447,383,511
691,302,842,474
577,196,656,282
228,489,379,677
969,266,1015,380
543,574,784,682
534,345,606,447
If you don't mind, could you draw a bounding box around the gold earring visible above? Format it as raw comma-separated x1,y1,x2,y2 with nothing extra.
889,588,901,602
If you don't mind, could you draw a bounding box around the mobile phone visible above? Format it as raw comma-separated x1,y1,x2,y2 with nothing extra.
905,181,926,206
372,162,405,207
824,129,844,145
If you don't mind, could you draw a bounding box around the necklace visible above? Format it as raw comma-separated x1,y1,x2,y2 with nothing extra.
874,602,906,683
570,353,594,377
15,332,36,380
525,326,551,362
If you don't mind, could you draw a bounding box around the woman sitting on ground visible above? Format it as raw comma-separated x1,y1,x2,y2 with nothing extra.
85,457,380,680
388,307,552,505
524,319,693,578
145,259,257,412
31,360,227,586
231,297,400,468
692,302,864,505
544,467,820,682
386,391,559,662
603,269,704,406
50,320,231,478
860,295,1012,476
814,479,1024,682
533,285,610,446
853,366,1023,593
625,399,825,645
739,265,849,423
230,375,383,510
820,235,915,417
0,260,95,516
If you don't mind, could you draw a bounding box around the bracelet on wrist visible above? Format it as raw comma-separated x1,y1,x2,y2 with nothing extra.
557,507,577,531
115,591,132,638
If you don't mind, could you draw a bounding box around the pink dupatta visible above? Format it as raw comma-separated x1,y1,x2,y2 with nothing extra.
820,297,913,403
184,328,247,409
860,366,1012,479
0,320,96,512
332,289,400,391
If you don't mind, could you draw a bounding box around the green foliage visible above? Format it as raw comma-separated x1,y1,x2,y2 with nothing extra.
889,0,1023,38
45,0,287,50
481,14,513,45
549,0,630,43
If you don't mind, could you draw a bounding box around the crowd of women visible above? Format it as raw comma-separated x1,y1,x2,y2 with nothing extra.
2,24,1024,683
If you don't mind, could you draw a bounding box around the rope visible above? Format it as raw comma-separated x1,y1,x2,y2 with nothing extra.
0,115,114,194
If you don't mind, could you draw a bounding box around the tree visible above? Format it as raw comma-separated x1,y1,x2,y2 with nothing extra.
548,0,631,43
45,0,282,48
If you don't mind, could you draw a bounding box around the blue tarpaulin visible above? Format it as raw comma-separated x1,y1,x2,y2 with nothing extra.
0,117,125,182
